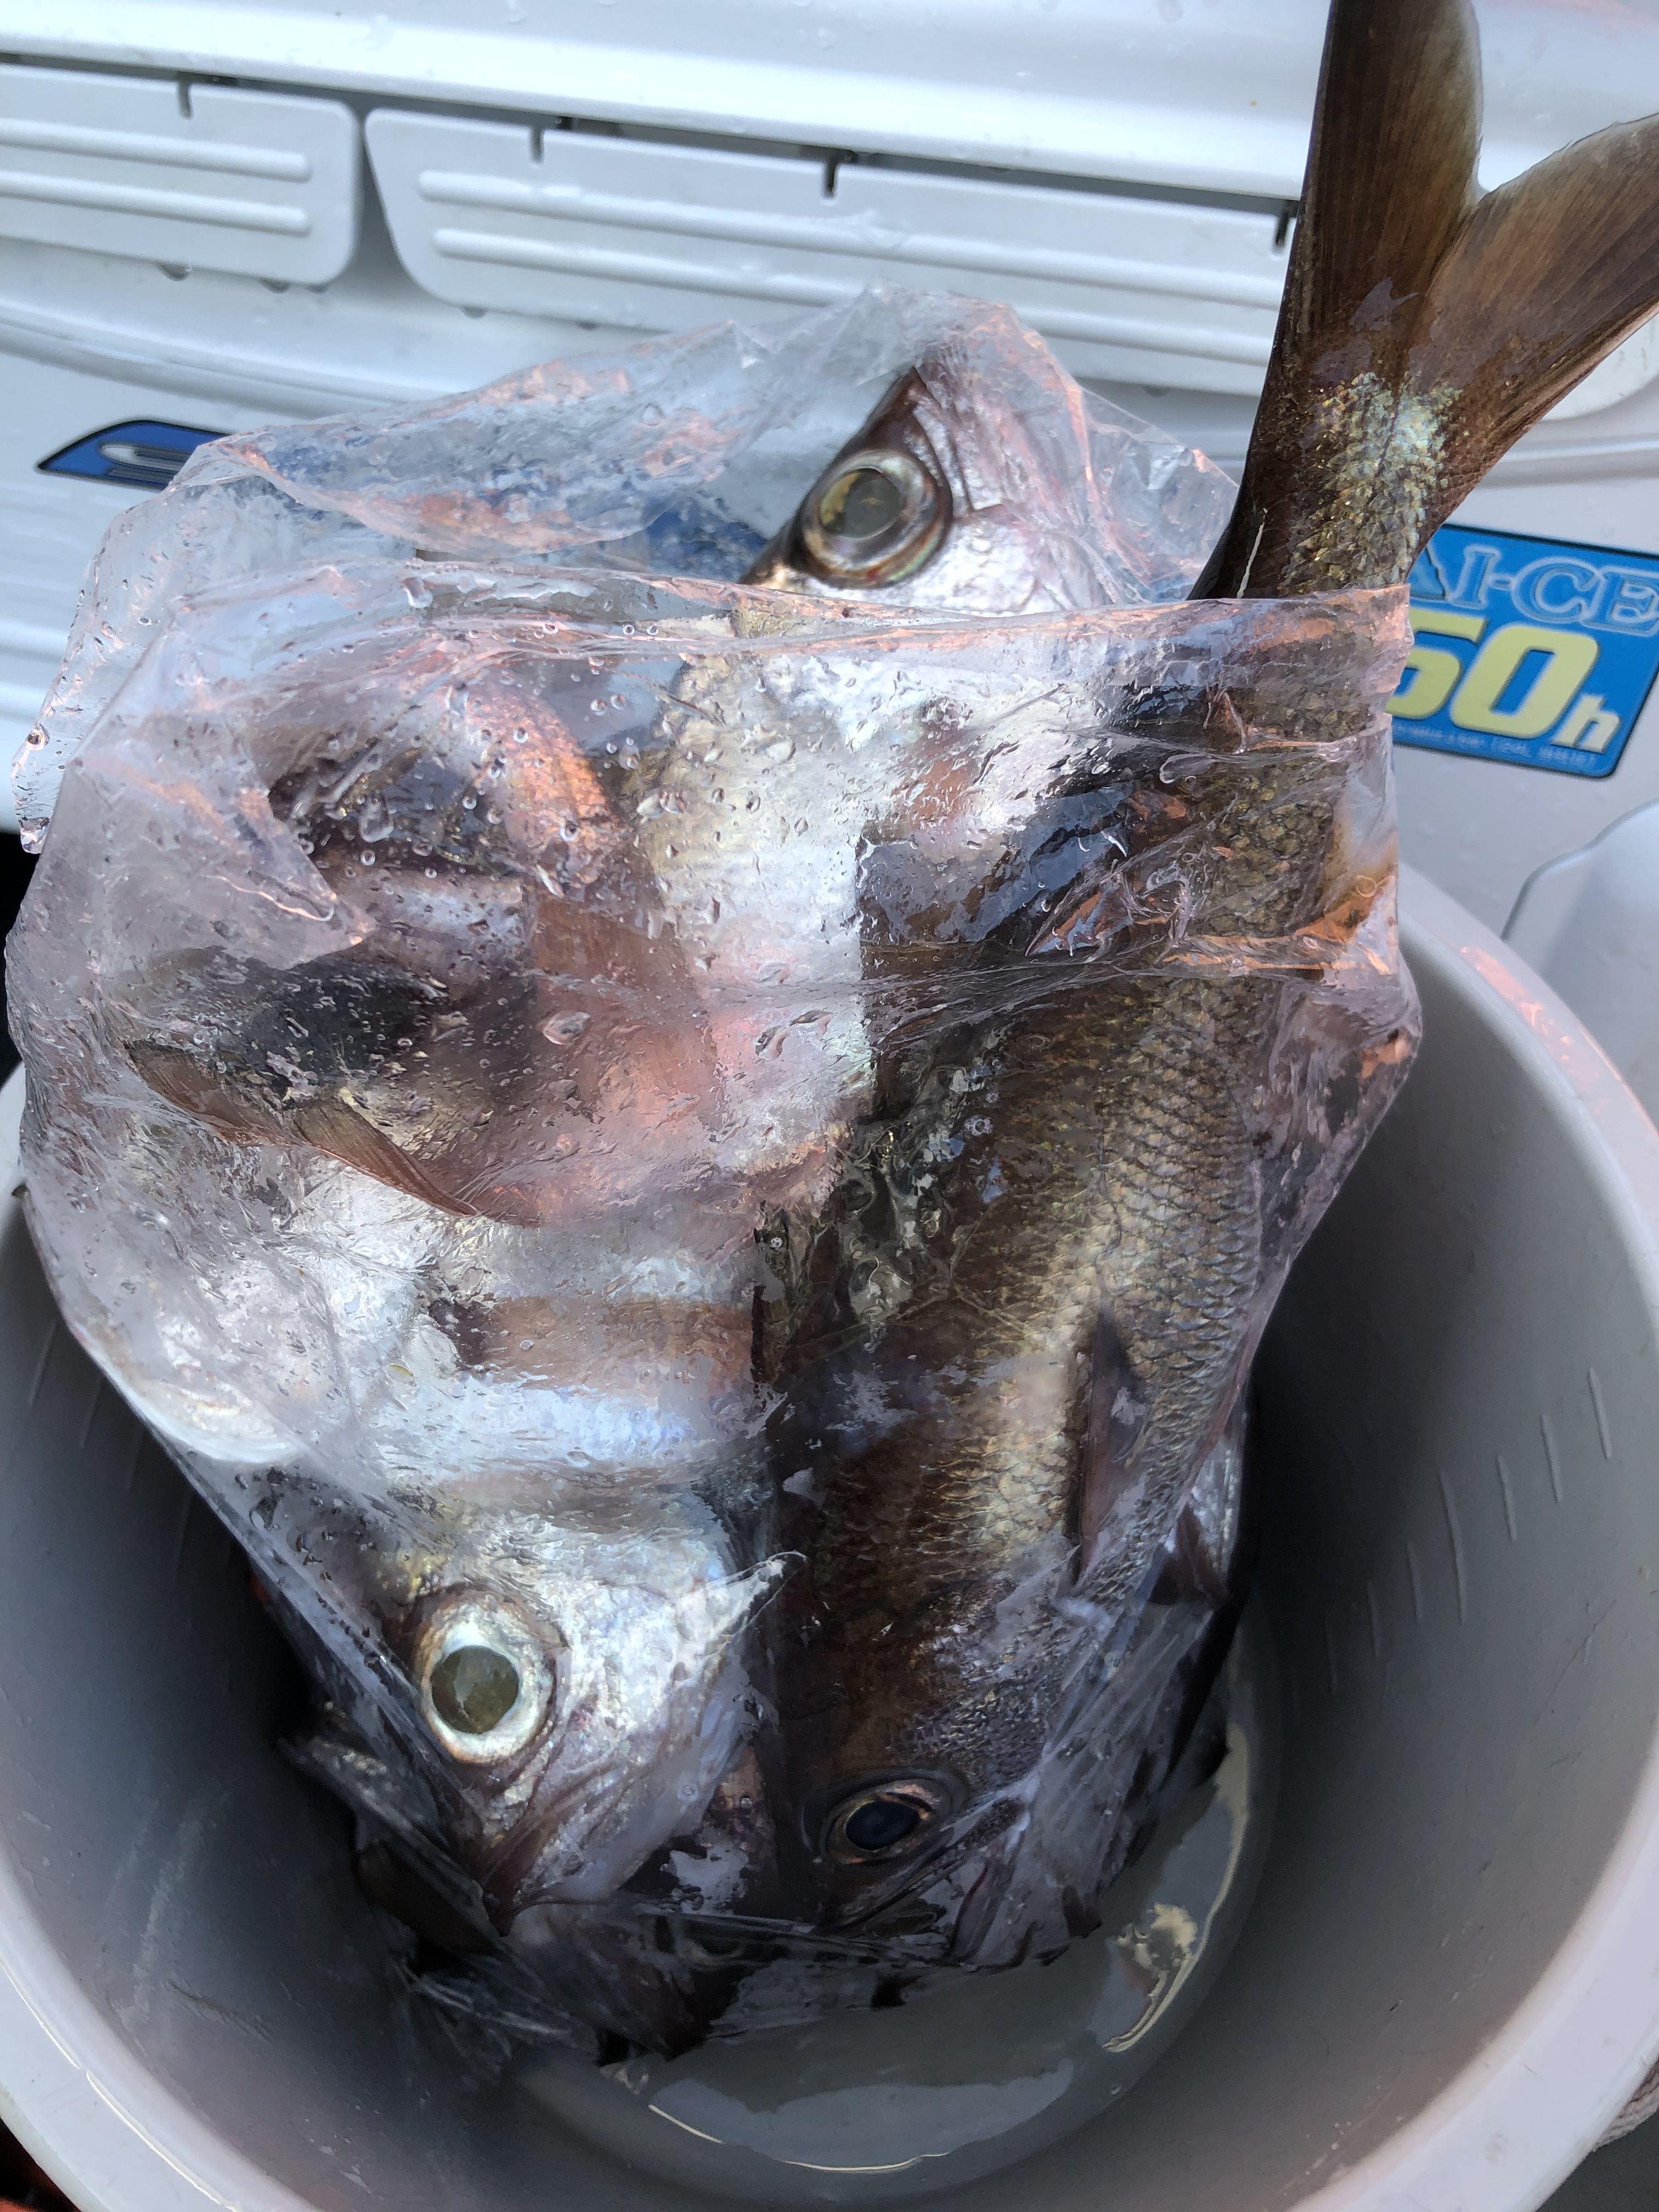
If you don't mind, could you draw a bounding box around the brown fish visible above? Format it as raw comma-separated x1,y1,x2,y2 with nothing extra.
732,0,1659,2001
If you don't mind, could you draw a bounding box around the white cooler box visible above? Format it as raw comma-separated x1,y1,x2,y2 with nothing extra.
6,0,1659,942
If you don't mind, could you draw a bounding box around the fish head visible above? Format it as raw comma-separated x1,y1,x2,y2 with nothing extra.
249,1190,782,1885
764,1558,1065,1965
746,1361,1254,1987
115,1089,792,2053
383,1498,782,1912
744,357,1101,614
276,1467,786,2007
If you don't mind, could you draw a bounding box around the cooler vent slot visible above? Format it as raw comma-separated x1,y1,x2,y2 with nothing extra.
0,65,360,285
365,111,1285,394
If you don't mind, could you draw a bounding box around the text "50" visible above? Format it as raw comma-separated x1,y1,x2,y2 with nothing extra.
1390,609,1618,752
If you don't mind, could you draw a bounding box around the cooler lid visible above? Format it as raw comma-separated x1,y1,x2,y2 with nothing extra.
2,0,1655,201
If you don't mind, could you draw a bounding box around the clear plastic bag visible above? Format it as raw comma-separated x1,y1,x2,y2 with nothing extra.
8,292,1416,2059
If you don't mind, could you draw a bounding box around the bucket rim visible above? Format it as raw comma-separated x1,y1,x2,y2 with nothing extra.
1284,864,1659,2212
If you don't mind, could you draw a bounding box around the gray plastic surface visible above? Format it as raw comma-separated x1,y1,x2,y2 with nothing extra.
1504,799,1659,1128
4,864,1659,2212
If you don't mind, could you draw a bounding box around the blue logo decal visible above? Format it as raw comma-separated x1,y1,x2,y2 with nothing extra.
1395,523,1659,777
38,419,222,493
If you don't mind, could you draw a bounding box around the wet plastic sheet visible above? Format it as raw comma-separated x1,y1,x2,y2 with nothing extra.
8,294,1416,2058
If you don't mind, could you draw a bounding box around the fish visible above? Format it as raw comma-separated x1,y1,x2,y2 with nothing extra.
1195,0,1659,601
107,634,803,2029
90,0,1659,2059
707,0,1659,2001
227,1410,781,2053
742,356,1158,616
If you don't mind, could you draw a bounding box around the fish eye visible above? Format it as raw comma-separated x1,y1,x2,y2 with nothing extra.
414,1592,555,1764
797,448,949,588
823,1777,951,1864
430,1644,521,1735
826,467,903,539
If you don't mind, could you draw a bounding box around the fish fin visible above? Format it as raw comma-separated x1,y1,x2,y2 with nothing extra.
1279,0,1481,375
1073,1310,1148,1571
1414,116,1659,506
129,1042,477,1217
1195,0,1481,597
1196,0,1659,596
128,1041,290,1147
1152,1504,1232,1609
289,1094,479,1217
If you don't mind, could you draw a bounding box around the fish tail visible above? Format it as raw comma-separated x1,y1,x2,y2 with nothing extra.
1410,117,1659,499
1194,0,1659,599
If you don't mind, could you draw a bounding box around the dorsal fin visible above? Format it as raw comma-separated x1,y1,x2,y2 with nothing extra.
1195,0,1659,598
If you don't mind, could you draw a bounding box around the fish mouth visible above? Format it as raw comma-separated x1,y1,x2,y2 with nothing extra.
341,1758,1102,2057
500,1894,900,2052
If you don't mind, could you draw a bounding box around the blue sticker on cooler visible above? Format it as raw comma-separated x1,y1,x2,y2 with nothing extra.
38,419,222,492
1394,523,1659,777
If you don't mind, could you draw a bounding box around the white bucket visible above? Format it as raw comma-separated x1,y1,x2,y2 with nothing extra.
4,865,1659,2212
